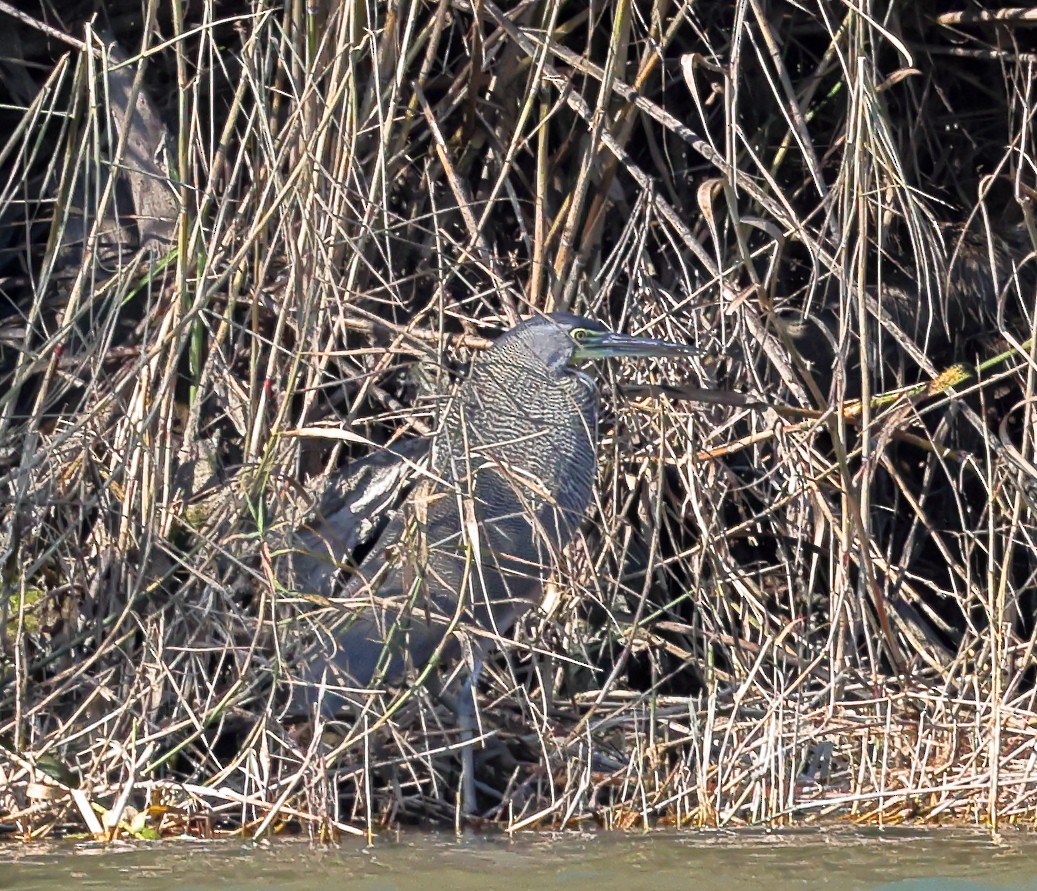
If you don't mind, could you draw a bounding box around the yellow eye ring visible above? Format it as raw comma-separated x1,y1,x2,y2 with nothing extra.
572,328,589,343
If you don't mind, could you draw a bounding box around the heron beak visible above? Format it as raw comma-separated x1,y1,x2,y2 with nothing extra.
574,331,699,363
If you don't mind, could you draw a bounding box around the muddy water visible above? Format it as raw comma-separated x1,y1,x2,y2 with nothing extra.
2,827,1036,890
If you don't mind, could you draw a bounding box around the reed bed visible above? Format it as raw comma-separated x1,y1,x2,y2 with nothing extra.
1,0,1036,839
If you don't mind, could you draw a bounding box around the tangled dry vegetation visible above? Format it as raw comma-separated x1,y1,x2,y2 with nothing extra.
1,0,1036,840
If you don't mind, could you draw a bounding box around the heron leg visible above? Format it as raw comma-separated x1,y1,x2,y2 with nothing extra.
459,655,483,816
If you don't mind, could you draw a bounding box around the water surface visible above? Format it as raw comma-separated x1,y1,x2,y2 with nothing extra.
3,827,1036,890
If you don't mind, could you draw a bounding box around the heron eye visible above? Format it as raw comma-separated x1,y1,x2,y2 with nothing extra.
572,328,588,343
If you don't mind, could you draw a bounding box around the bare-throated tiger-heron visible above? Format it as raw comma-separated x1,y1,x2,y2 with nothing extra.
291,313,697,725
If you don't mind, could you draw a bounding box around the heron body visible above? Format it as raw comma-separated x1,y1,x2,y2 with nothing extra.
293,313,695,711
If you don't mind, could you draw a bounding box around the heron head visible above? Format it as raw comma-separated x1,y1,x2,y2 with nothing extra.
527,313,698,370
